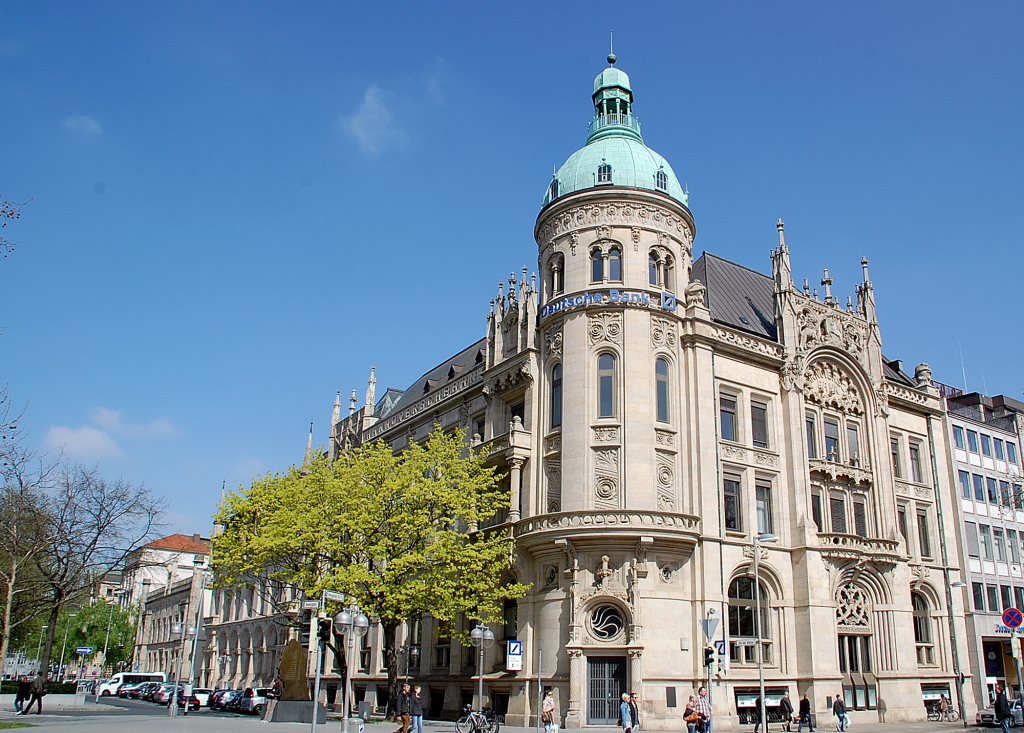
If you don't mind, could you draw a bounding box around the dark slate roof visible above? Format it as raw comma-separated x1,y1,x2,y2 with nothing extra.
882,357,917,387
383,338,487,416
691,252,778,340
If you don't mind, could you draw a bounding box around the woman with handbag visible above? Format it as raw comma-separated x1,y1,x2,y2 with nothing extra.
684,695,701,733
542,690,556,733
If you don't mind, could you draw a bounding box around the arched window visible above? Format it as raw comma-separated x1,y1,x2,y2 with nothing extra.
549,179,559,200
608,247,621,281
663,255,674,291
912,592,934,665
655,358,670,423
597,163,613,184
598,354,616,417
728,577,771,664
591,249,604,283
550,256,564,295
649,252,659,286
656,170,668,191
551,364,563,428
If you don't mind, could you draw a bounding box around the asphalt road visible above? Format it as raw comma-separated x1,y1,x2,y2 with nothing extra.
83,695,260,718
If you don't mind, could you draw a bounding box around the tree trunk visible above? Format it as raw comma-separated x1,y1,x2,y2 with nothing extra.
39,596,61,679
0,556,17,681
382,621,399,720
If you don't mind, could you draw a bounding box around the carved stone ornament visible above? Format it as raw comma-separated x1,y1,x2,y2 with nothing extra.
593,426,620,443
570,232,579,256
537,202,690,245
781,352,805,393
656,451,676,511
545,434,562,453
684,280,706,309
721,444,748,461
589,311,623,346
654,429,675,448
459,401,471,428
489,362,534,394
543,322,563,359
742,544,768,562
794,305,869,364
631,227,642,251
596,224,611,241
712,326,786,359
651,316,678,350
910,563,930,589
594,447,620,509
543,564,559,589
546,457,562,513
804,361,864,415
835,584,871,629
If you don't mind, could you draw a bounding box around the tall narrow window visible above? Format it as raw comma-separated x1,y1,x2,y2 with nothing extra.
811,490,823,531
891,438,902,478
909,443,923,483
598,354,615,418
1016,587,1024,611
898,504,909,540
981,524,994,560
597,163,612,183
806,414,818,459
967,430,980,453
648,252,659,286
655,358,670,423
912,593,933,666
1003,585,1014,612
663,256,674,291
917,509,932,557
982,434,993,457
655,170,668,190
995,528,1008,562
847,423,860,465
1009,443,1018,464
720,395,737,442
988,477,999,504
550,364,563,428
591,249,604,283
724,476,742,531
973,474,985,502
1009,529,1020,564
965,522,980,558
973,582,986,611
953,425,965,449
853,498,868,538
825,418,840,462
751,401,769,449
959,470,971,499
756,480,773,535
1002,481,1012,506
549,179,559,200
830,495,847,534
995,438,1006,460
608,247,622,281
988,585,1000,612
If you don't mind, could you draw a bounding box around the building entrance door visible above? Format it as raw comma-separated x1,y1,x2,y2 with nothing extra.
588,656,626,725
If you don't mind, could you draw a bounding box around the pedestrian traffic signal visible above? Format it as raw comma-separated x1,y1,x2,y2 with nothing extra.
318,618,333,644
703,647,714,667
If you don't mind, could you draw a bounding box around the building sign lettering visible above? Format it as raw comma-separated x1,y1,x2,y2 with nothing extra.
541,289,676,319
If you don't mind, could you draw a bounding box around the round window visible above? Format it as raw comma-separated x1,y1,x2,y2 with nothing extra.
589,604,625,641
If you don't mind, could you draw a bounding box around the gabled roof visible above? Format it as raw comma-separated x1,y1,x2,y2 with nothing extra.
384,338,487,417
882,358,918,387
143,533,210,554
691,252,778,340
374,388,406,419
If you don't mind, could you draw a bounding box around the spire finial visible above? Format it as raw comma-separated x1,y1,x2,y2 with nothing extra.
821,268,834,303
861,256,870,283
776,218,786,249
608,31,616,65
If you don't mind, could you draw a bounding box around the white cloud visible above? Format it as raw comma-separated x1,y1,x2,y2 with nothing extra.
91,407,177,437
342,86,404,155
45,425,124,460
63,114,102,136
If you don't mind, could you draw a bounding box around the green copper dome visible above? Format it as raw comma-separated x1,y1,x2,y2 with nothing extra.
543,60,688,209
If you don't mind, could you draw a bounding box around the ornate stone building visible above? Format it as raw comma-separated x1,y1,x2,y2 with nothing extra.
323,56,975,729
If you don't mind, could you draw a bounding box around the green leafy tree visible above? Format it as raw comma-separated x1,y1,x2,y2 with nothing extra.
214,427,528,717
56,602,136,676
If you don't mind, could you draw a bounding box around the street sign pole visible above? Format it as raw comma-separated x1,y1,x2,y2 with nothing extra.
311,593,326,733
1003,609,1024,698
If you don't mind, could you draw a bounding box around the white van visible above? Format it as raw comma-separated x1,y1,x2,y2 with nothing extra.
98,672,167,696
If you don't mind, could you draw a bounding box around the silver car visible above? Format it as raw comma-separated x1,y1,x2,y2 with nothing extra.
239,687,273,716
977,698,1024,727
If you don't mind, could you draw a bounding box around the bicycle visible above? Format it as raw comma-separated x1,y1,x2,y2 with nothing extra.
456,704,500,733
927,706,959,722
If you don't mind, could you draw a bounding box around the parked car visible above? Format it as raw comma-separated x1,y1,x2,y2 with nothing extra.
977,698,1024,727
210,689,237,710
208,690,228,709
146,683,171,702
133,682,162,700
239,687,273,716
224,690,245,713
153,684,177,705
192,688,213,707
117,683,142,699
175,692,201,711
99,672,167,697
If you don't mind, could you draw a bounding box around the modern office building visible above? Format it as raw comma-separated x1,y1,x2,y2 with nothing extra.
940,389,1024,707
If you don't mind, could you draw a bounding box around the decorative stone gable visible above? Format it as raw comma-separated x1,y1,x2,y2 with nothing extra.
804,361,864,415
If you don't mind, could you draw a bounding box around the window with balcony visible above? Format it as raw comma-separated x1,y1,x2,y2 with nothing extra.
720,394,737,442
953,425,965,450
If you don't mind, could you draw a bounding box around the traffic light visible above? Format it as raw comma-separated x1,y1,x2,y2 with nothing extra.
318,618,333,645
298,608,312,648
703,647,714,667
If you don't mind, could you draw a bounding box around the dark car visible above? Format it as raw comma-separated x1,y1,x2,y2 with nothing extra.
224,690,245,713
131,682,159,700
207,690,227,709
211,689,239,710
117,683,141,699
175,692,201,712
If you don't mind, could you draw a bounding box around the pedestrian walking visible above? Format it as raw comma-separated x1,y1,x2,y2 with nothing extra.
752,695,763,733
684,695,700,733
411,685,424,733
542,690,557,733
938,694,950,722
393,683,412,733
21,673,45,715
14,675,29,714
694,686,712,733
262,676,283,722
797,694,814,732
779,691,794,732
832,694,846,732
995,682,1012,733
619,693,633,733
629,692,641,732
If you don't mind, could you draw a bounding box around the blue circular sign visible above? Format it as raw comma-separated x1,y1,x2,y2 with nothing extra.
1004,608,1022,628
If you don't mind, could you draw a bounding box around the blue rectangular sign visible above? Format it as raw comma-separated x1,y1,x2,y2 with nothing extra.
76,646,93,655
507,640,522,656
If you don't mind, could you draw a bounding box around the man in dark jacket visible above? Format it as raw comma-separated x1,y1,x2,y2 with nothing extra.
14,675,30,714
393,683,412,733
779,692,794,731
752,696,763,733
21,673,45,715
995,682,1012,733
797,694,813,732
832,693,846,732
629,692,640,732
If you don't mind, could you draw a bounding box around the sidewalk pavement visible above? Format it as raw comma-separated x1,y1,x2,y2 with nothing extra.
0,711,977,733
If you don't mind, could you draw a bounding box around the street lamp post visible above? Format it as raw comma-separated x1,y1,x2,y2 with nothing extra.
754,533,779,733
470,623,495,713
34,626,48,672
101,590,127,676
58,613,78,681
335,605,370,733
167,616,197,717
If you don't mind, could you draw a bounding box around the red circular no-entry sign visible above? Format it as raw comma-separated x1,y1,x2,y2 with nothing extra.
1003,607,1022,628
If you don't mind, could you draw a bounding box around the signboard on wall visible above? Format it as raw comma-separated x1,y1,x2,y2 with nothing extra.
507,640,523,671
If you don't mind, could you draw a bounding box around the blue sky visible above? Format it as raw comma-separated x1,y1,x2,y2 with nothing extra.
1,2,1022,535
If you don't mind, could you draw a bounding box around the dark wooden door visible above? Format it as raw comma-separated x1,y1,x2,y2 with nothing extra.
588,656,626,724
